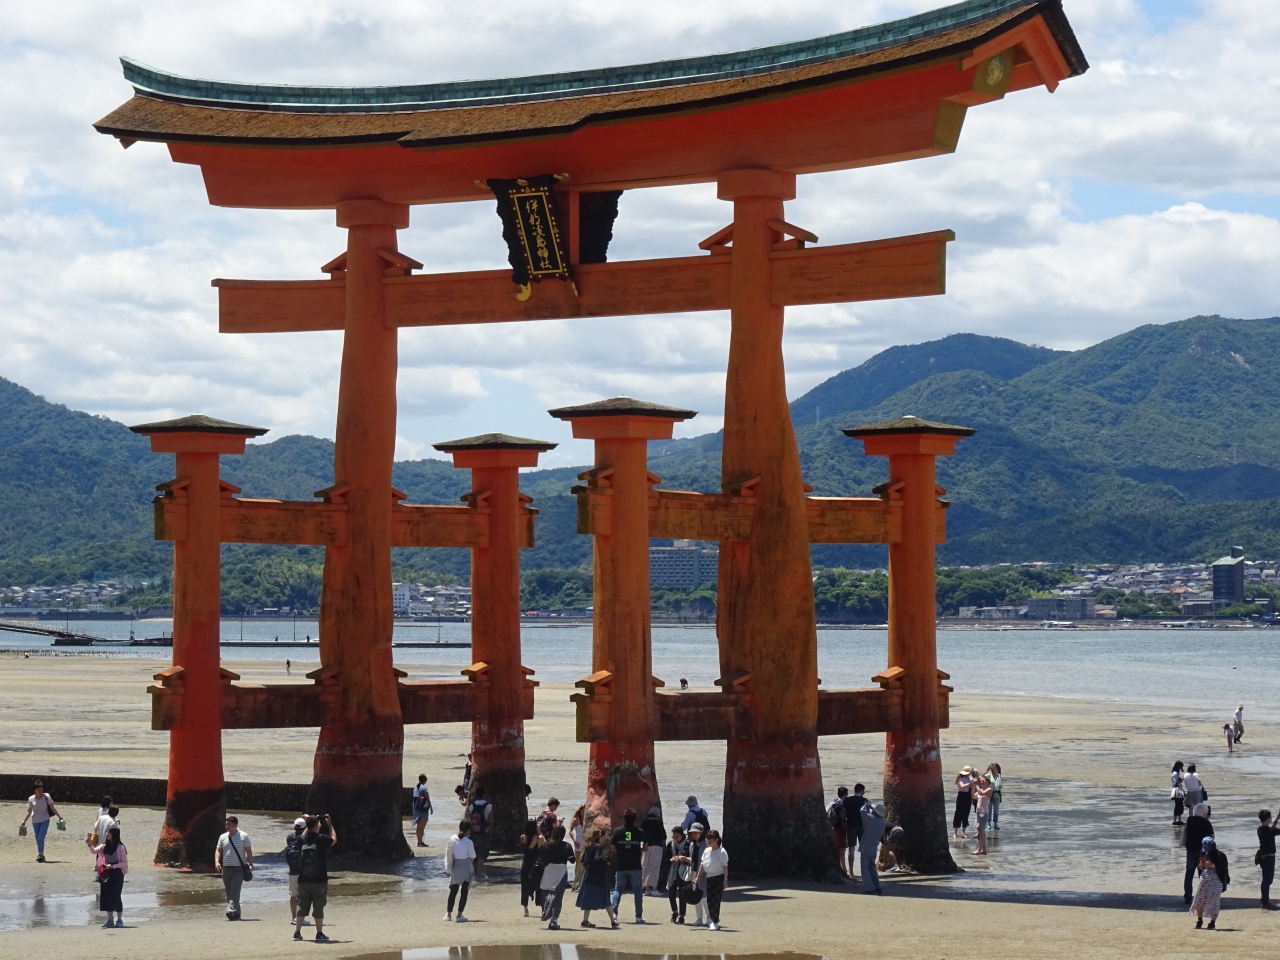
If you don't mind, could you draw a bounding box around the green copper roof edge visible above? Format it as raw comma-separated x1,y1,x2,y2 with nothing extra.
119,1,1073,115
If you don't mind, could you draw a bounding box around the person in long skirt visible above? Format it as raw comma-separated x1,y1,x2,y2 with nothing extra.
569,804,586,890
87,825,128,928
518,819,545,917
1191,837,1230,929
694,830,729,931
536,824,575,930
576,828,617,929
444,820,475,922
952,767,974,839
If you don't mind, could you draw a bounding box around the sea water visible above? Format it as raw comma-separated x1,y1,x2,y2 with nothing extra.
4,620,1276,722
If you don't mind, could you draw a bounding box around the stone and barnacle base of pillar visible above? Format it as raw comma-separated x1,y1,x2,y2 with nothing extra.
308,723,412,861
583,752,661,842
883,732,957,875
155,787,225,870
723,747,839,880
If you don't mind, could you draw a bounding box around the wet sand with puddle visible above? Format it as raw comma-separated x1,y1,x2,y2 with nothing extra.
1,655,1278,958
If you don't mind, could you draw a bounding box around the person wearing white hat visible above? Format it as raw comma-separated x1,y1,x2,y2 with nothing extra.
860,804,888,894
285,817,309,926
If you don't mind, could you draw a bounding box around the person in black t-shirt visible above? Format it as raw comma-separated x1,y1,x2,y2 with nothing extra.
610,809,647,922
1259,808,1280,909
640,807,666,894
293,815,337,942
1183,803,1213,904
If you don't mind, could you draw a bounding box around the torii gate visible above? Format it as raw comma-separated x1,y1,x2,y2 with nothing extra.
96,0,1085,867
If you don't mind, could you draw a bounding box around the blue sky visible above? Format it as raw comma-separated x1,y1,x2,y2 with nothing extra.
0,0,1278,465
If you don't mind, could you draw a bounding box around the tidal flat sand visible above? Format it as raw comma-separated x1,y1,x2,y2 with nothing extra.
1,654,1278,958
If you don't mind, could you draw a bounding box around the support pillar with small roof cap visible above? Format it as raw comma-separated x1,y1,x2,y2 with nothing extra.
845,415,975,874
550,397,695,837
433,432,556,851
130,415,268,870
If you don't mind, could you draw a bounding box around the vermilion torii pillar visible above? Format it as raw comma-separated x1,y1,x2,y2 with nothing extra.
551,398,695,834
715,169,835,878
309,198,412,859
433,433,556,851
847,416,974,873
130,415,267,869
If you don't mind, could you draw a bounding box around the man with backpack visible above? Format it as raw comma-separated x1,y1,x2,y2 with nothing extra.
293,814,337,942
680,796,710,835
284,817,308,926
468,787,494,879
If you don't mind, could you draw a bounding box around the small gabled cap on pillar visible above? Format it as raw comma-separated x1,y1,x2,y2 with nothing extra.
433,432,557,469
548,397,696,440
130,414,269,455
843,415,974,457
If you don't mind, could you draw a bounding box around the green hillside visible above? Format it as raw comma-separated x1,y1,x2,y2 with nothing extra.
3,314,1280,598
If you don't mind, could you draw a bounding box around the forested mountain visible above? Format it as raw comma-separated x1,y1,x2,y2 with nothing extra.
3,314,1280,590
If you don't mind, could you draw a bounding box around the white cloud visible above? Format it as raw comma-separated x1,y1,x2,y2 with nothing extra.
0,0,1277,458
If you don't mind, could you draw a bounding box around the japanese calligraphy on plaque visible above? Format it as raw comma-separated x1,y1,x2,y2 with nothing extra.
486,175,572,297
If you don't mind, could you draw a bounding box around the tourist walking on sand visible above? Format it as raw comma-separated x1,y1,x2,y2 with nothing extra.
684,823,709,925
1258,809,1280,909
519,818,545,917
215,815,253,920
611,808,647,923
986,763,1004,830
292,814,336,942
537,823,576,930
664,825,691,923
952,766,974,839
536,797,561,839
1224,723,1235,753
860,803,888,895
1192,836,1230,929
972,773,994,855
1183,803,1214,904
19,779,62,863
284,817,308,926
89,802,118,848
828,787,850,876
1171,761,1187,826
86,824,127,928
576,826,617,929
681,796,711,833
641,807,666,895
444,820,475,922
846,784,868,878
1183,764,1205,809
468,787,494,879
1234,704,1245,744
569,804,586,890
694,829,729,931
413,774,434,847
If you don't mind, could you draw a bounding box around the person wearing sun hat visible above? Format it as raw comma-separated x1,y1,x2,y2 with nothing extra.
953,766,975,839
860,803,888,894
684,822,709,925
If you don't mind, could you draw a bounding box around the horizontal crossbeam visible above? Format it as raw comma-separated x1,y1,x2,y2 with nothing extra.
154,496,531,549
573,488,945,544
214,231,952,334
571,685,950,743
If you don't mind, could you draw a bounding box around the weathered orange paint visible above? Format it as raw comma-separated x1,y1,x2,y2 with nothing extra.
307,199,411,859
860,429,966,873
445,444,547,850
558,409,685,835
134,427,253,869
715,169,834,878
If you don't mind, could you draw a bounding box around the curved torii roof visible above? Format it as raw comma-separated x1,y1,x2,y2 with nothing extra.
93,0,1085,208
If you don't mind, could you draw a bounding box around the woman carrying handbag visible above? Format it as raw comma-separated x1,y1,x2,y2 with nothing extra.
87,825,128,928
